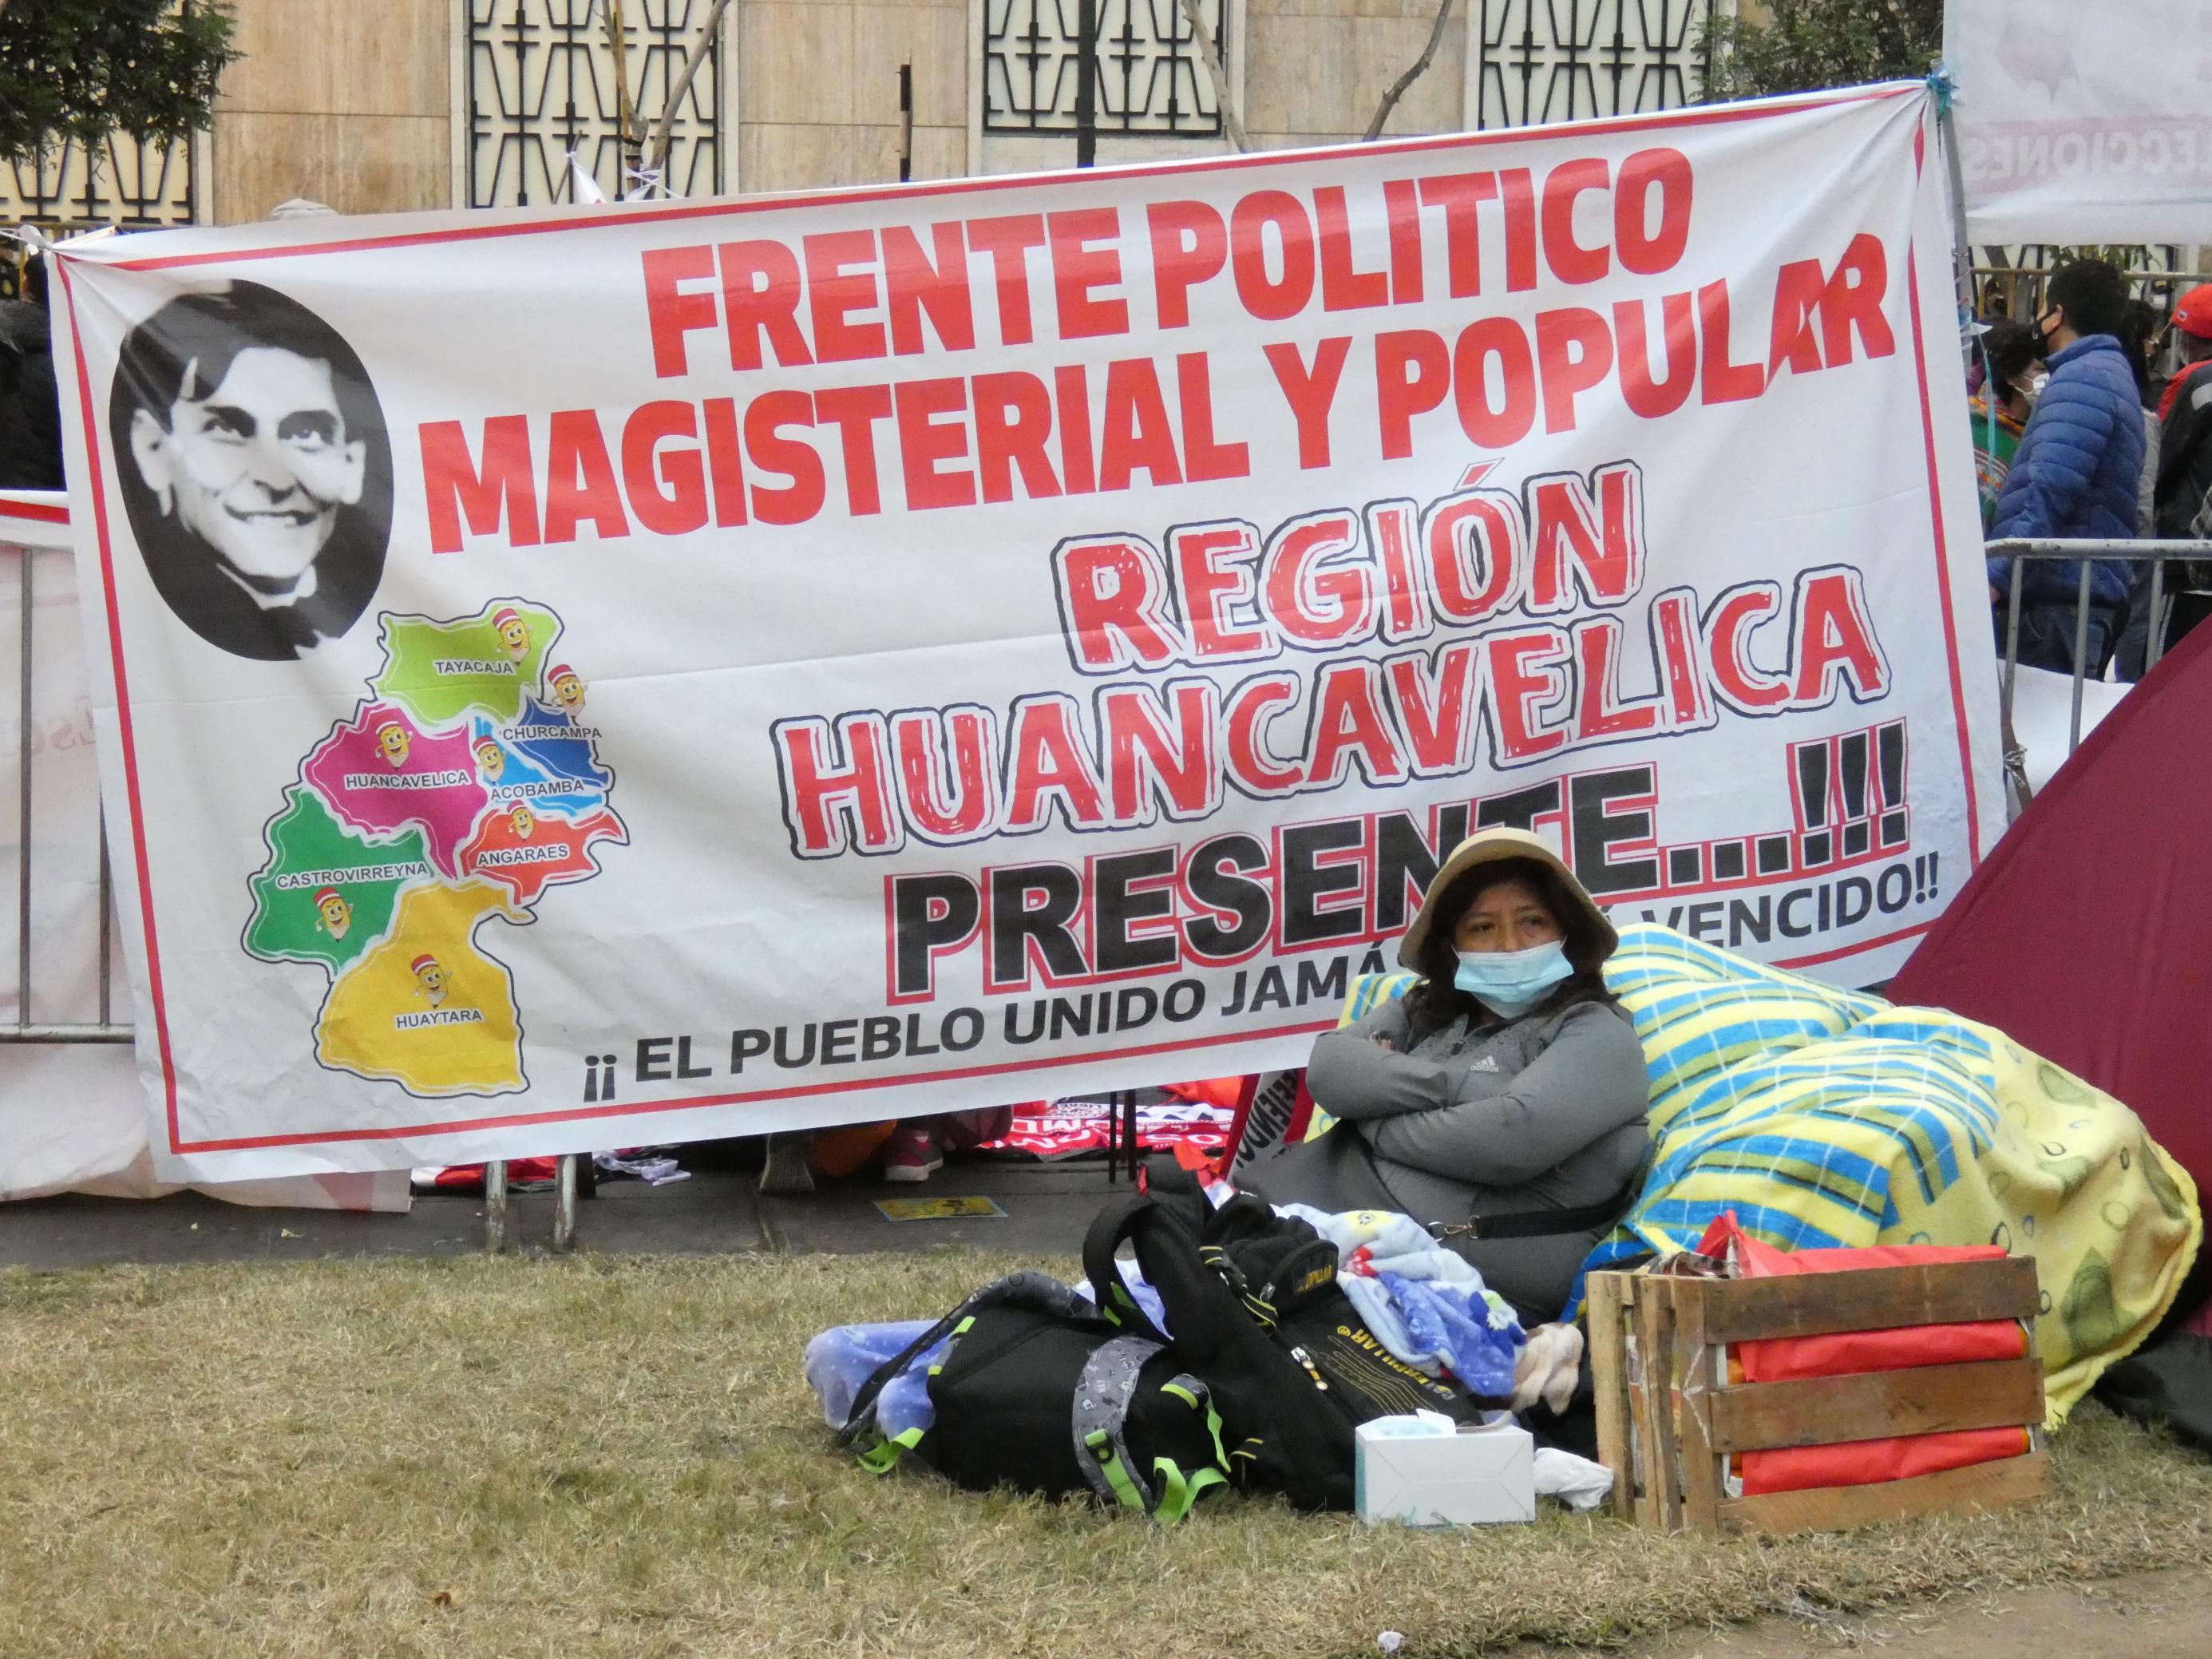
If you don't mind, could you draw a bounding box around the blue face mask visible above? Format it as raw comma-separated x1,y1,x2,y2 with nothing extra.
1453,940,1573,1017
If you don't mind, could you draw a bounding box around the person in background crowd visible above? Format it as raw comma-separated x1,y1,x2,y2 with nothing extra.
2116,283,2212,679
1969,319,2044,531
2117,298,2164,537
1988,259,2145,675
2121,297,2169,417
0,258,63,490
2104,296,2167,678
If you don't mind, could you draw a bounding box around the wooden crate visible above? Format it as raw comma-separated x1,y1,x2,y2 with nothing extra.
1586,1258,2048,1536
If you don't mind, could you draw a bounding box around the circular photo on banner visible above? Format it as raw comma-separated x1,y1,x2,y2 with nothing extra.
109,280,391,661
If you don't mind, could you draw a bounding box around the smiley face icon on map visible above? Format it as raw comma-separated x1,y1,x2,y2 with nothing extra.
473,735,505,782
493,606,530,658
509,802,535,838
312,885,350,941
546,663,585,713
376,719,410,769
410,952,446,1008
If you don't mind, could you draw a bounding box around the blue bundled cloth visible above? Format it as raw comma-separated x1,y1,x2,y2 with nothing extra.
1276,1202,1527,1397
804,1320,947,1441
1369,1271,1524,1399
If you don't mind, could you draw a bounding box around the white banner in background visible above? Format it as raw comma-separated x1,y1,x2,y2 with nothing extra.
47,83,2001,1181
1945,0,2212,243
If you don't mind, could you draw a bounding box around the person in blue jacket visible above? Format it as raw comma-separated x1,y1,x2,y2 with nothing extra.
1988,259,2145,675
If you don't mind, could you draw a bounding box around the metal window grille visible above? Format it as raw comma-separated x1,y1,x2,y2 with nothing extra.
0,137,196,241
465,0,723,208
983,0,1226,137
1471,0,1722,130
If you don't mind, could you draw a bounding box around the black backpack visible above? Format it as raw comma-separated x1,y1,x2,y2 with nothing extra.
836,1269,1231,1524
1081,1163,1483,1511
834,1170,1484,1518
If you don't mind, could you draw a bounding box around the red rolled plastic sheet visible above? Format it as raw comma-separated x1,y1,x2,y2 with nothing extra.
1737,1425,2032,1497
1696,1214,2035,1496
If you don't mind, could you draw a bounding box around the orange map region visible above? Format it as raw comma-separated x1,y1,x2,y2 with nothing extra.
457,804,628,905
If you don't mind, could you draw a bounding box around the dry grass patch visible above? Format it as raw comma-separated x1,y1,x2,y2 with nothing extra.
2,1251,2208,1659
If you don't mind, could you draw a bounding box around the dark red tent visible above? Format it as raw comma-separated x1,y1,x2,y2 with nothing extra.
1889,620,2212,1214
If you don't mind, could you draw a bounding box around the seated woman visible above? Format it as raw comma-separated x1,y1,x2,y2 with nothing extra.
1248,827,1649,1323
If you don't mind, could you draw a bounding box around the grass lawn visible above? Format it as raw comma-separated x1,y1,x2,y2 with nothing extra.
3,1250,2208,1659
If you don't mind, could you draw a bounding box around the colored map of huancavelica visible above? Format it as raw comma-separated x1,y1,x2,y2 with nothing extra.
243,600,623,1098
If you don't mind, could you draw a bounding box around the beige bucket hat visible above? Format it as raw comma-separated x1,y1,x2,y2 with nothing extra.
1398,826,1620,969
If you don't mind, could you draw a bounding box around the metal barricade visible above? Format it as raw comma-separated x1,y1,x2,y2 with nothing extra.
1,496,577,1249
0,501,129,1047
1986,537,2212,763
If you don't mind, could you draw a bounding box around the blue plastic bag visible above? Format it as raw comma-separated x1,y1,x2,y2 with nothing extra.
803,1320,949,1442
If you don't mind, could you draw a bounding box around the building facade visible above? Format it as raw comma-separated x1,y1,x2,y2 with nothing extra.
5,0,1729,233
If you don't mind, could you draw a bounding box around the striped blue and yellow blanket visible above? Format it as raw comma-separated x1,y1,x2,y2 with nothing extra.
1322,924,2200,1423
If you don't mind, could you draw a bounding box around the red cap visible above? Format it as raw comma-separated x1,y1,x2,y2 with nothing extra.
2175,285,2212,339
312,886,340,906
548,664,578,683
493,607,521,628
410,954,437,975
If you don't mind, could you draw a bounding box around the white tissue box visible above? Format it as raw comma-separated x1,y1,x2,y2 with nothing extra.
1355,1413,1535,1526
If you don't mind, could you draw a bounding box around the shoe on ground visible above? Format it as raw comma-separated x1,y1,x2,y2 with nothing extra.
881,1125,944,1182
757,1132,816,1195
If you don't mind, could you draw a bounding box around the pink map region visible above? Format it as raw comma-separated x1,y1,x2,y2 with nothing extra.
457,805,629,905
301,702,493,877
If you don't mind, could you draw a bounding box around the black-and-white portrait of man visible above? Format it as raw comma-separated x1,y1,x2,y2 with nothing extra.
109,282,390,661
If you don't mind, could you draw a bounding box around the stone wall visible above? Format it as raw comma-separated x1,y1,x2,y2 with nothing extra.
738,0,969,192
210,0,453,223
1242,0,1464,153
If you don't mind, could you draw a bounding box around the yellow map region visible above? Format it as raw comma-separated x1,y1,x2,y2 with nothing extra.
318,880,527,1097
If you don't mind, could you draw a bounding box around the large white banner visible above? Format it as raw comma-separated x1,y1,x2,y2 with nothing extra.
49,83,2001,1182
1945,0,2212,243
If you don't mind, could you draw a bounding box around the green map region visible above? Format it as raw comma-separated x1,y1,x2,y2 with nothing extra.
243,786,434,976
371,599,557,727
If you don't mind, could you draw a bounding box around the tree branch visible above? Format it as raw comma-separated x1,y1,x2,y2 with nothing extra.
1175,0,1246,152
1364,0,1460,142
646,0,735,178
602,0,639,158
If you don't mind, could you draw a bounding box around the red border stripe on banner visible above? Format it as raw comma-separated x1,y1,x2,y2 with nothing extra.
0,496,69,525
1906,248,1983,864
1903,119,1986,866
1775,920,1932,972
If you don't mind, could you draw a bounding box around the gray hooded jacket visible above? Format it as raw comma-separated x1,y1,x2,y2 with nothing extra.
1294,991,1650,1317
